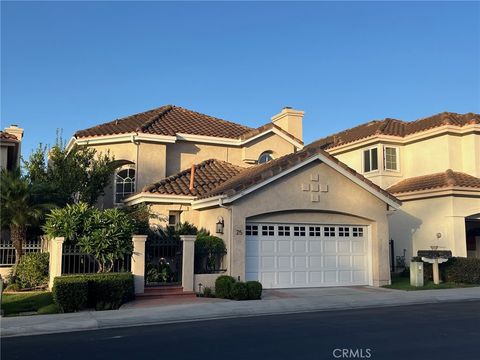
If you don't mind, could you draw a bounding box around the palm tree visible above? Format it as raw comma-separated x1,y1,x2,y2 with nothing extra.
0,169,50,268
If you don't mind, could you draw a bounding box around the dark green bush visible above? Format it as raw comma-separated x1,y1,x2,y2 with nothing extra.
203,287,214,298
53,272,134,312
87,273,134,310
246,281,262,300
53,276,89,312
444,257,480,284
230,282,248,300
4,283,21,292
215,275,236,299
12,252,49,289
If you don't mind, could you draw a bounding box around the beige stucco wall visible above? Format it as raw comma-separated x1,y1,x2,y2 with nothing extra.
330,132,480,189
389,195,480,262
241,133,296,164
213,160,392,287
0,146,8,170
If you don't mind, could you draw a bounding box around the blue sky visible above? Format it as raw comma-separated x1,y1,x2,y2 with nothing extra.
2,1,479,158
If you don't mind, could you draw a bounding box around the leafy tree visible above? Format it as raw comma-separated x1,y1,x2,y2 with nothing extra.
44,203,135,272
24,135,115,206
0,169,52,267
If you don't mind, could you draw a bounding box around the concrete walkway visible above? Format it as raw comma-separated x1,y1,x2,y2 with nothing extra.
2,286,480,338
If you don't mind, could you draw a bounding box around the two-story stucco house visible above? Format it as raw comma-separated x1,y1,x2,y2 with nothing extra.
71,105,401,289
313,112,480,265
0,125,23,171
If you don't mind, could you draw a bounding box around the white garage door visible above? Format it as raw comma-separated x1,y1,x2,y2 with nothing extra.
245,223,369,288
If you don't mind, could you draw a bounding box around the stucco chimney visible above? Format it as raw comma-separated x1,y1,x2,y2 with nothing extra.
4,124,24,141
271,107,304,141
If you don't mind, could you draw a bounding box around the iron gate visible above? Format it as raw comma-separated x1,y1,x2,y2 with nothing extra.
145,235,182,286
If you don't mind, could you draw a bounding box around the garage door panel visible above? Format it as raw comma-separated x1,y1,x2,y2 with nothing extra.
246,223,369,288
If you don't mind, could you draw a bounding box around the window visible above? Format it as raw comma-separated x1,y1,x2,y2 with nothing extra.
363,148,378,173
352,227,364,237
246,225,258,236
168,211,181,229
309,226,322,237
262,225,274,236
384,146,398,171
338,227,350,237
115,167,136,204
293,226,306,237
258,152,274,164
324,227,335,237
278,226,291,236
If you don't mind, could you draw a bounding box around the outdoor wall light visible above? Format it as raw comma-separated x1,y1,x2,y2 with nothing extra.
216,217,224,234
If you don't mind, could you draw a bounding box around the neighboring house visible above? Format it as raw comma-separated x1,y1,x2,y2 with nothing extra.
312,112,480,264
72,105,401,288
0,125,23,171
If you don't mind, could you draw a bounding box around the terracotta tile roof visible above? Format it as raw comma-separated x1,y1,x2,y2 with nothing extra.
387,170,480,194
240,123,303,145
312,112,480,150
75,105,253,139
0,131,18,142
142,159,245,197
198,143,401,205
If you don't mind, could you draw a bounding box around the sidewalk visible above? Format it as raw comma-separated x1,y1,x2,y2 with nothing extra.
2,286,480,338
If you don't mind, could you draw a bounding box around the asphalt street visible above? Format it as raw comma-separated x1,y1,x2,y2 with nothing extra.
3,301,480,360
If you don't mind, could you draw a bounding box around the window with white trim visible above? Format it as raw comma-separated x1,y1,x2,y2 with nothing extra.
114,166,136,204
384,146,399,171
258,152,274,164
278,226,291,236
352,227,364,237
309,226,322,237
363,148,378,173
262,225,274,236
168,211,181,230
338,227,350,237
246,225,258,236
324,226,335,237
293,226,306,237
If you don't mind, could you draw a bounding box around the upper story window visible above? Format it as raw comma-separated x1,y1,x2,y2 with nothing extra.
384,146,399,171
114,166,136,204
363,147,378,173
258,151,274,164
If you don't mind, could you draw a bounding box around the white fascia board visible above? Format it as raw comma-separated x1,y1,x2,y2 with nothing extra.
71,133,177,147
394,188,480,201
327,124,480,155
191,195,226,210
221,154,400,209
124,192,195,206
176,129,303,149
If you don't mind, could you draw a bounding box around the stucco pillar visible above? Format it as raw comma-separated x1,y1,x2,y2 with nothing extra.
447,216,467,257
180,235,196,292
131,235,148,294
48,237,65,289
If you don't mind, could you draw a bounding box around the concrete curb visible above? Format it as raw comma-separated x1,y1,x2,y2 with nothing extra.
3,287,480,338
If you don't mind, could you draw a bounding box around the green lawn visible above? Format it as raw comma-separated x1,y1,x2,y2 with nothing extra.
1,291,59,316
383,276,479,291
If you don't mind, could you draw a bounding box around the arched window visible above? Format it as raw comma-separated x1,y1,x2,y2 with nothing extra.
115,166,136,204
258,151,274,164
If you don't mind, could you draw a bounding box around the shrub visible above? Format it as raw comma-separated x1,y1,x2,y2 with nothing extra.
246,281,262,300
53,276,89,312
215,275,236,299
53,272,134,312
176,222,198,235
230,282,248,300
203,287,214,298
444,257,480,284
87,273,134,310
195,235,227,273
13,252,50,289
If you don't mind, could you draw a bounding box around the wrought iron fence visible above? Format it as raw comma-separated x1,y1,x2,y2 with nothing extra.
0,238,43,266
194,250,227,274
145,236,182,286
61,243,131,275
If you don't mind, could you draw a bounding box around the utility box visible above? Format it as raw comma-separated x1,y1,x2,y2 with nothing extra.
410,261,424,287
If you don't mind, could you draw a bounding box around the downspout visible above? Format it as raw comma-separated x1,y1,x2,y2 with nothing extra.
219,197,233,277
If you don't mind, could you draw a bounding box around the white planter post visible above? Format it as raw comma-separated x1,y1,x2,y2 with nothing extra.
48,237,65,290
131,235,148,294
180,235,196,292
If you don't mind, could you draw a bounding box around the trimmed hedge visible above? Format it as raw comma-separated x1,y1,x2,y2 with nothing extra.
53,276,89,313
444,257,480,284
53,272,134,312
246,281,262,300
230,282,248,300
215,275,236,299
